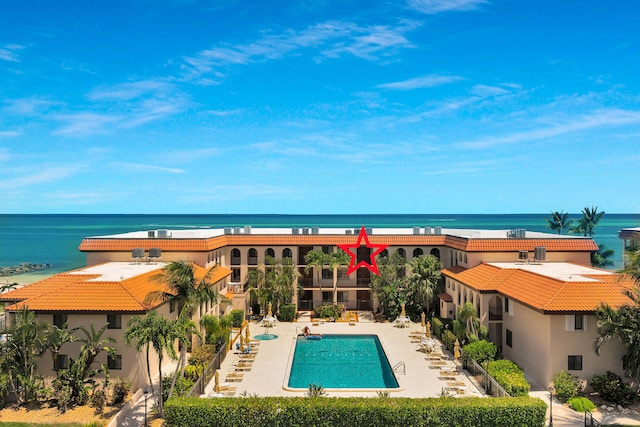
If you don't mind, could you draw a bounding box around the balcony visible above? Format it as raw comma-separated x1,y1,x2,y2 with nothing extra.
488,305,503,321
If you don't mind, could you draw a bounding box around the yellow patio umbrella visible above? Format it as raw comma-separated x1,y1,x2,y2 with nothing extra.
268,302,273,316
454,339,461,360
400,302,406,317
421,312,425,328
239,335,245,352
214,370,220,393
245,324,251,343
426,321,431,339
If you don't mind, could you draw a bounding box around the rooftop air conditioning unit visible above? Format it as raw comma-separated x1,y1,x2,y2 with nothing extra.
233,227,242,235
434,226,442,235
365,228,372,235
147,230,156,239
413,226,420,235
302,227,310,235
424,226,432,235
157,229,169,238
244,225,252,234
516,229,526,239
518,250,528,261
224,227,232,235
292,227,300,235
312,226,319,235
534,246,546,262
345,229,353,235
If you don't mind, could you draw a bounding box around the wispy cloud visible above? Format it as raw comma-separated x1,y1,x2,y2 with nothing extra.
0,44,25,62
163,148,219,163
0,148,10,161
113,162,186,174
456,109,640,149
53,113,121,135
0,166,78,190
88,80,175,101
377,74,463,90
407,0,488,14
2,97,59,115
180,20,419,83
0,130,21,139
182,184,298,203
469,84,510,97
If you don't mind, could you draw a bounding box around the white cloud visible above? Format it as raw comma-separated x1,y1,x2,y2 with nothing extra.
163,148,219,163
180,20,418,83
114,162,186,174
407,0,488,14
456,109,640,149
2,97,58,115
0,166,78,190
53,113,121,136
377,74,464,90
0,130,21,139
0,44,25,62
469,84,510,97
88,80,174,101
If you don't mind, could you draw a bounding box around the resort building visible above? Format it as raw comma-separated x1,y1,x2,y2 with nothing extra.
619,227,640,267
1,225,634,391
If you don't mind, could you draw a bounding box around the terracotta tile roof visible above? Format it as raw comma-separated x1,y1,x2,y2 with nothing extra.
438,292,453,302
444,263,634,313
79,233,597,253
444,265,467,274
4,264,231,313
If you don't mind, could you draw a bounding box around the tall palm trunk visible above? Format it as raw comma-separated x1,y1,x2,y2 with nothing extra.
145,343,156,401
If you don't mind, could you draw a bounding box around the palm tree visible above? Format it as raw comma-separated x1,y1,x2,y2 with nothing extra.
246,267,268,313
328,250,350,305
45,321,79,371
166,316,201,400
591,243,615,269
408,254,443,314
571,206,605,237
266,257,298,312
0,282,19,293
125,310,177,418
622,250,640,280
545,211,573,234
594,302,640,381
76,322,116,380
304,250,329,291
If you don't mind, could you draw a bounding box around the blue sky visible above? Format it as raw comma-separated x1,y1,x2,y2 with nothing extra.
1,0,639,214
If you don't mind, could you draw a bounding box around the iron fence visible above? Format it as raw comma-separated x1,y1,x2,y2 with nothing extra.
465,358,510,398
188,342,228,397
584,411,601,427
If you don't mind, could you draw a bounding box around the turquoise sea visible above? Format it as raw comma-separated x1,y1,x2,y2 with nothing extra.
1,213,638,276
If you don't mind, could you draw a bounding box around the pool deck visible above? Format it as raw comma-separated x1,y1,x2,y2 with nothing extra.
203,312,484,398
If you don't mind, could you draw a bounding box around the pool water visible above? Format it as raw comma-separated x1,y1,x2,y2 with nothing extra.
287,334,399,389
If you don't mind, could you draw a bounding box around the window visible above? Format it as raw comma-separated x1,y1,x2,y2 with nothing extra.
568,355,583,371
322,268,331,279
107,314,121,329
265,248,275,259
248,248,258,265
54,354,69,371
575,314,584,330
396,248,406,259
464,253,468,263
322,291,332,302
505,298,510,314
231,268,241,282
170,299,176,313
413,248,423,258
282,248,292,260
231,248,241,265
108,354,123,370
322,246,332,255
430,248,440,260
53,313,67,328
506,329,513,348
337,291,349,302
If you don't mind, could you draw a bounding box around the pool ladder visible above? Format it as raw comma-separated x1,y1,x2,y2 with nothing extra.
392,361,406,375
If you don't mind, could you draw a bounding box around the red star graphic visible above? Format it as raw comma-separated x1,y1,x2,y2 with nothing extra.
338,226,389,276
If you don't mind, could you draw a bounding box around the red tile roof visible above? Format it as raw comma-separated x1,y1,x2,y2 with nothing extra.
78,233,598,253
443,263,634,312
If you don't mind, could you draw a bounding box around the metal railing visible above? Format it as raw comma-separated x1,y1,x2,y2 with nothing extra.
188,342,228,397
392,361,406,375
584,411,601,427
465,358,510,398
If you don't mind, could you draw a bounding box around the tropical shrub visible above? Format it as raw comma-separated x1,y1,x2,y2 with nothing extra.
111,377,130,404
230,310,244,328
306,383,327,397
552,370,583,401
432,317,444,337
162,376,194,402
188,344,217,367
590,371,637,406
441,330,457,353
463,340,497,364
279,304,296,322
568,397,596,412
165,396,547,427
314,304,342,320
486,360,530,397
89,388,107,414
0,373,10,408
184,365,204,382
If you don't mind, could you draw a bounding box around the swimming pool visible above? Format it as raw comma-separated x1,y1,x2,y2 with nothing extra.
286,334,399,390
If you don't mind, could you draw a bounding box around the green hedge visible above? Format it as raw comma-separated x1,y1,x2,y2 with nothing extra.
279,304,296,322
432,317,443,337
441,330,457,353
165,396,546,427
230,309,244,328
486,360,531,397
313,304,342,320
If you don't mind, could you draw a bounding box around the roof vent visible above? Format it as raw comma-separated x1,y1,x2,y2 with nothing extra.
244,225,252,234
413,226,420,235
311,226,319,235
345,229,353,235
157,229,170,238
292,227,299,235
434,226,442,235
424,226,432,235
147,230,156,239
515,229,526,239
534,246,546,262
132,248,145,261
224,227,232,235
302,227,310,235
366,228,372,235
518,250,528,262
149,248,162,261
233,227,242,235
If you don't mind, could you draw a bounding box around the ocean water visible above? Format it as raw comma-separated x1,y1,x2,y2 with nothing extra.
0,213,638,277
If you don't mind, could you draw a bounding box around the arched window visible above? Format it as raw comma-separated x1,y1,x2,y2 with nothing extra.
464,253,468,264
413,248,423,258
430,248,441,260
231,248,241,265
396,248,406,259
265,248,275,259
248,248,258,265
282,248,292,260
379,249,388,258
